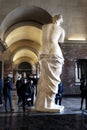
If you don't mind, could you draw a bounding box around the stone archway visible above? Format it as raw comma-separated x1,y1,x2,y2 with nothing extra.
0,6,52,83
17,62,32,75
0,5,52,41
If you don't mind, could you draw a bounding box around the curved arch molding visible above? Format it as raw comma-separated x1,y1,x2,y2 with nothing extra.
0,6,52,66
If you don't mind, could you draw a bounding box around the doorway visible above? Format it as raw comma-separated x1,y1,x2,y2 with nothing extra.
75,59,87,85
17,62,32,76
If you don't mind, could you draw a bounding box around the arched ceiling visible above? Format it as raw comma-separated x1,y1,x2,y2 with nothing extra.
5,26,42,47
0,6,52,66
0,6,52,39
13,49,38,65
9,40,41,55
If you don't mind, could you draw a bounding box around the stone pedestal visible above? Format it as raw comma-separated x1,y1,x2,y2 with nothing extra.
29,105,64,113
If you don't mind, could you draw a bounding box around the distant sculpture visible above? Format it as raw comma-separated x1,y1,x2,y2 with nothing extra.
35,14,65,112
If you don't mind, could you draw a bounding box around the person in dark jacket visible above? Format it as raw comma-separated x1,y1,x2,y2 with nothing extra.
3,76,14,112
16,76,22,106
80,75,87,110
29,80,34,106
20,78,28,112
55,82,63,105
0,77,3,106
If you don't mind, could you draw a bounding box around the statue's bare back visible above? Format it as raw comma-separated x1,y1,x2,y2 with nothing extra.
42,23,64,59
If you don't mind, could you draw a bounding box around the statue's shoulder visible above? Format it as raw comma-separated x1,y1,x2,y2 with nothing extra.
42,23,53,28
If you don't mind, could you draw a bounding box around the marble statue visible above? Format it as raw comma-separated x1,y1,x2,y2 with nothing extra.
35,14,65,112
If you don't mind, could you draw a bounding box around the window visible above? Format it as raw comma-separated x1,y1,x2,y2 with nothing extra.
75,59,87,85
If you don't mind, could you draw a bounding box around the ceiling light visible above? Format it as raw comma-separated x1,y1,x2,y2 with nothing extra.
68,37,86,41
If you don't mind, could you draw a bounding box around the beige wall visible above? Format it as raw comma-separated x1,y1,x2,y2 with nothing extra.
0,0,87,40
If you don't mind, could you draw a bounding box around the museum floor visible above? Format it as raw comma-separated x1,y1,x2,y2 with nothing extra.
0,90,87,130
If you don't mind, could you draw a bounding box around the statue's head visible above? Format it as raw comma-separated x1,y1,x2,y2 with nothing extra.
52,14,63,24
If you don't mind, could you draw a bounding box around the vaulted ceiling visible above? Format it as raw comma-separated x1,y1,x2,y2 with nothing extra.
0,6,52,66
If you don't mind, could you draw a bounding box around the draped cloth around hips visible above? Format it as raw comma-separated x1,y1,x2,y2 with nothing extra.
35,54,64,110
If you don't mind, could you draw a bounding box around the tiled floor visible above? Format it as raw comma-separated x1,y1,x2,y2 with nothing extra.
0,96,85,114
0,90,87,130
